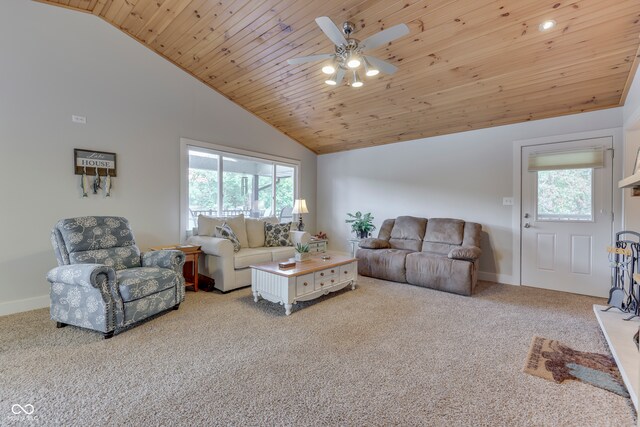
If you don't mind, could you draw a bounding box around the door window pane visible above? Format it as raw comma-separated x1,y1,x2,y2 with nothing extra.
275,165,295,221
188,149,219,229
537,168,593,221
222,157,273,218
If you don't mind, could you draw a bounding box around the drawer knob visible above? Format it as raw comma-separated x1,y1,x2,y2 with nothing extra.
320,282,324,286
331,279,335,283
320,272,324,276
331,269,335,273
303,282,308,286
344,271,348,274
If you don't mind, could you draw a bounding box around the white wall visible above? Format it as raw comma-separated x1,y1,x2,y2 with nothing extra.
0,0,316,315
318,108,623,284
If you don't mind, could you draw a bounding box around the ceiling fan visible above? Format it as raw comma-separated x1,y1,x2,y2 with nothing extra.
287,17,410,88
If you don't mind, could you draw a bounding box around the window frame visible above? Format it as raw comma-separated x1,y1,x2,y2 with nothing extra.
180,138,300,238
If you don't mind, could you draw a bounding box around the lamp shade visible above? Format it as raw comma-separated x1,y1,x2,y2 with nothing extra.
292,199,309,214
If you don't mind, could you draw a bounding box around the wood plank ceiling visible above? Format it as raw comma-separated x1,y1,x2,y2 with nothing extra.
38,0,640,154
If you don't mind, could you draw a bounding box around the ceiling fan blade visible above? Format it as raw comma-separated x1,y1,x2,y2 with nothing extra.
315,16,348,46
363,56,398,75
360,23,410,52
287,53,334,65
335,68,345,85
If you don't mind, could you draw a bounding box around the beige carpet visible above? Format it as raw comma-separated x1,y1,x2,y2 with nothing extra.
0,278,636,426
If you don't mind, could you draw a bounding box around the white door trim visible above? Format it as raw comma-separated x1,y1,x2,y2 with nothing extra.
511,127,623,286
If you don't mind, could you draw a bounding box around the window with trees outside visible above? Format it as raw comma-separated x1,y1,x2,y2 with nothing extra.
536,168,593,221
186,145,297,231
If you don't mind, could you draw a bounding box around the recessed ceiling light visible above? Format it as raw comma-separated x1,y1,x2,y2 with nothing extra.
539,20,556,32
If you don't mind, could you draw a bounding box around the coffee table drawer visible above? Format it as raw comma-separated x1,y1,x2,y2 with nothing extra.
314,267,338,281
340,263,356,281
296,273,314,296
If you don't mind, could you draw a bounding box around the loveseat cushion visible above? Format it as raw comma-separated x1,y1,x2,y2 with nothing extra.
197,215,225,237
269,246,296,262
388,216,427,252
424,218,464,245
233,248,273,269
356,248,413,283
216,223,241,252
405,252,474,296
117,267,179,302
359,238,390,249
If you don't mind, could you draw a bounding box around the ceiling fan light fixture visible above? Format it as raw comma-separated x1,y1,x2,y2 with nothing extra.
346,51,361,69
325,71,338,85
363,58,379,77
321,62,336,74
351,70,363,88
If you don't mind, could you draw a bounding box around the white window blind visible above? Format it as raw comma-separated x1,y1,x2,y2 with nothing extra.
527,147,605,172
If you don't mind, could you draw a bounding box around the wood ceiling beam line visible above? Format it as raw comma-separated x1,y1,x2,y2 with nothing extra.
135,0,193,42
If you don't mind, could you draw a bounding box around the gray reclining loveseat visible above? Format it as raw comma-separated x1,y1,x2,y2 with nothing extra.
356,216,482,296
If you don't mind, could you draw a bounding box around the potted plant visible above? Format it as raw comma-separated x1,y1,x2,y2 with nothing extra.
294,243,310,261
345,211,376,239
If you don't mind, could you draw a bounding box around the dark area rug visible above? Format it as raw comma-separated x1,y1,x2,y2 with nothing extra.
524,336,629,398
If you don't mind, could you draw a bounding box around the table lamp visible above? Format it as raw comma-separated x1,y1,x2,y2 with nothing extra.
292,199,309,231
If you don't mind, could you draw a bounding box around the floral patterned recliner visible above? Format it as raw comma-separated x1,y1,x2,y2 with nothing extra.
47,216,186,339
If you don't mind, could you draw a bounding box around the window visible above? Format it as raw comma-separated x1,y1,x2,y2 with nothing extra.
536,168,593,221
183,142,298,231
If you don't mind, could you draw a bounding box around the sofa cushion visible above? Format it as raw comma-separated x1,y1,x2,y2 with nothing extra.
233,248,273,269
245,218,266,248
389,216,427,252
359,238,390,249
405,252,473,296
216,223,241,252
424,218,464,245
265,222,292,247
223,214,249,249
197,215,225,237
377,219,395,241
356,248,413,283
117,267,179,302
269,246,296,262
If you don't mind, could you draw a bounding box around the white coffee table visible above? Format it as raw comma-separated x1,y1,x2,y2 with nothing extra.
251,254,357,315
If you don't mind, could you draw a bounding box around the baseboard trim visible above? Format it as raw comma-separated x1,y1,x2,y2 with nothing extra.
478,271,516,285
0,295,49,317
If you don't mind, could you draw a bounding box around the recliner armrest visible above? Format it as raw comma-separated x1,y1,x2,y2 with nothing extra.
46,264,116,289
359,238,390,249
448,246,482,261
142,250,186,272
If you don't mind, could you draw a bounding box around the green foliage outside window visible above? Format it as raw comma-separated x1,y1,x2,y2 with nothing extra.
537,168,592,219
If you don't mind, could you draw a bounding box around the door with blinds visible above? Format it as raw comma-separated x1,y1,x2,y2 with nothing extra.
521,137,613,297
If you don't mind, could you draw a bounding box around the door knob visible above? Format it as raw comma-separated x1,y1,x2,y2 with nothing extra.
524,223,531,228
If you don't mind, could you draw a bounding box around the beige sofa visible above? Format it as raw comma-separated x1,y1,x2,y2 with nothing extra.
187,214,310,292
357,216,482,296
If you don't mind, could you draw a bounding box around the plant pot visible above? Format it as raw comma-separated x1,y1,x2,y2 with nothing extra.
357,230,369,239
295,252,310,262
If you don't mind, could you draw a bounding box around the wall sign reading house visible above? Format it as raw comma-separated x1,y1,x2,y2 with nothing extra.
74,149,117,176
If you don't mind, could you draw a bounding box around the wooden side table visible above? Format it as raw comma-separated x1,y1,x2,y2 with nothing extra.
149,245,202,292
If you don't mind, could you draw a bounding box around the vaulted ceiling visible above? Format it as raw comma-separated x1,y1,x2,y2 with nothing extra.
38,0,640,154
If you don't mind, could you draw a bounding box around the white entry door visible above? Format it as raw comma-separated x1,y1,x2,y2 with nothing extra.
521,138,613,297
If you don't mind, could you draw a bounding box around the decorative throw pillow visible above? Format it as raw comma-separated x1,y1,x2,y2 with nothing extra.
215,223,241,252
264,222,292,247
